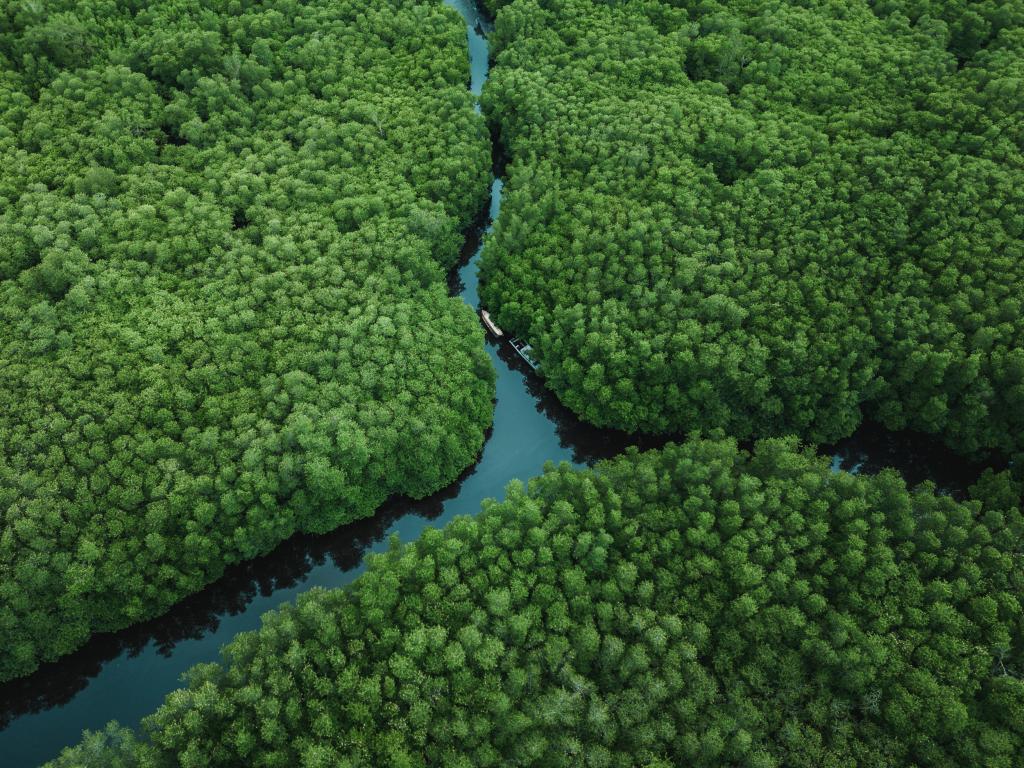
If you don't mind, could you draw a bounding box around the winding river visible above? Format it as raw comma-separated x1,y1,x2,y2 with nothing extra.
0,2,991,765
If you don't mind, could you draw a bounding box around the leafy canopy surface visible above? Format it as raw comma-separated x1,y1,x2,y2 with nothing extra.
0,0,495,682
480,0,1024,459
47,438,1024,767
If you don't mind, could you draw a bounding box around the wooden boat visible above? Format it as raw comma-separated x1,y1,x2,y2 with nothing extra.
509,337,540,370
480,309,503,337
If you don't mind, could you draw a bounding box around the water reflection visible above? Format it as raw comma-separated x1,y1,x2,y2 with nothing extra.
825,420,1005,498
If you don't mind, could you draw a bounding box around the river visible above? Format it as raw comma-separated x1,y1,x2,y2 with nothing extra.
0,2,990,765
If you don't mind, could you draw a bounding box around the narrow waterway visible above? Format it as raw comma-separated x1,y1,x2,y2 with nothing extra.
0,4,658,765
0,2,992,766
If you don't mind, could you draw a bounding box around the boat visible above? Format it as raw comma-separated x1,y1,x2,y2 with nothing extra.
480,309,503,337
509,337,540,371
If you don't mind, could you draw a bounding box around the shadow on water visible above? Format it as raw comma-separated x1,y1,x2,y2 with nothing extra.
0,462,471,731
497,342,680,464
0,367,997,743
825,421,1005,499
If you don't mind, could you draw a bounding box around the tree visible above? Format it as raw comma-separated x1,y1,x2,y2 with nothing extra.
479,0,1024,461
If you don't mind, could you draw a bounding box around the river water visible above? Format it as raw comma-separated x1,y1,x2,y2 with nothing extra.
0,2,990,765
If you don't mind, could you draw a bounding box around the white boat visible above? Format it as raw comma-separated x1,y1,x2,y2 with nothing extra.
480,309,503,337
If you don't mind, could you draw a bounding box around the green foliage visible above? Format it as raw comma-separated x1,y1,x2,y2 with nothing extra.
44,722,150,768
870,0,1024,59
0,0,495,682
46,438,1024,767
479,0,1024,459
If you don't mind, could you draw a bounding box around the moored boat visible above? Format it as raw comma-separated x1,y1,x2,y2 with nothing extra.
509,336,540,370
480,309,503,337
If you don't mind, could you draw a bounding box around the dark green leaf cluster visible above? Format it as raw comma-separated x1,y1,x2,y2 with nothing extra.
47,438,1024,767
0,0,495,682
871,0,1024,59
479,0,1024,459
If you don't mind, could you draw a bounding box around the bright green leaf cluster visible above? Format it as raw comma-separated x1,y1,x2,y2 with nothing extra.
46,438,1024,767
0,0,495,682
479,0,1024,459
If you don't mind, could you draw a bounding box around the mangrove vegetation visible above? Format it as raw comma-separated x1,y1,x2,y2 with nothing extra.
0,0,495,682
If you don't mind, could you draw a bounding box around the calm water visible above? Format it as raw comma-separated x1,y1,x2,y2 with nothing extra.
0,2,993,765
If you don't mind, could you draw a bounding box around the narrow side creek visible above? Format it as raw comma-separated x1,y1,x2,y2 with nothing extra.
0,2,992,766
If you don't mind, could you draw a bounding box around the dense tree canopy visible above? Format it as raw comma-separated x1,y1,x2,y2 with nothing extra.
479,0,1024,460
0,0,495,682
44,438,1024,767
